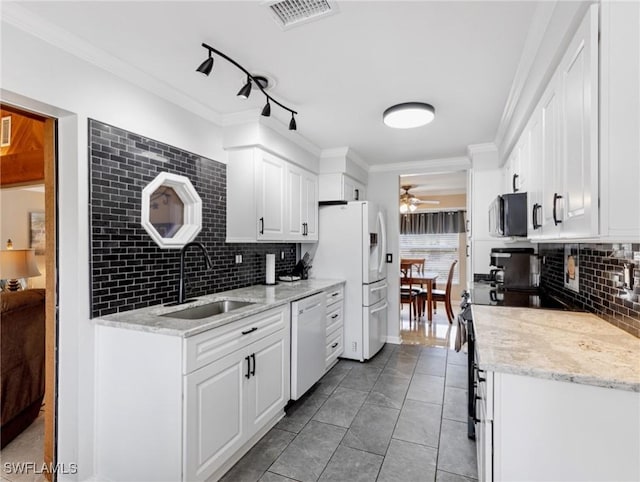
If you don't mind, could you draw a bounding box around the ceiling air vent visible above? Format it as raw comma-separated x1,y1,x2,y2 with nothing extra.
265,0,338,30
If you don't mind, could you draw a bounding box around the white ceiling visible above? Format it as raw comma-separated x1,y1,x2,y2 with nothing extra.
15,1,538,166
400,172,467,196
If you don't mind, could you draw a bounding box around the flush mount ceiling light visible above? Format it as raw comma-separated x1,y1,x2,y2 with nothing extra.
195,43,298,130
384,102,435,129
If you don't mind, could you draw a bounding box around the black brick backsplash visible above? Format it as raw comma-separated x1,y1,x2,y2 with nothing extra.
539,243,640,338
89,120,296,318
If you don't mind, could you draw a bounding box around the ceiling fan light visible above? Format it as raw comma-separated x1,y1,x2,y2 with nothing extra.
400,203,408,214
196,54,214,76
237,77,252,99
409,203,417,212
384,102,435,129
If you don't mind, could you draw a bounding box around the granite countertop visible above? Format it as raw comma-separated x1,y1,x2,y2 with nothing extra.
96,279,345,338
471,305,640,392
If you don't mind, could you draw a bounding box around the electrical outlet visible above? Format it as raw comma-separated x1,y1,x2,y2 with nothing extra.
235,254,243,264
280,251,285,261
351,341,357,352
386,253,392,263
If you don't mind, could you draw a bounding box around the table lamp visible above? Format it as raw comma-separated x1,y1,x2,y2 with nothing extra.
0,249,41,291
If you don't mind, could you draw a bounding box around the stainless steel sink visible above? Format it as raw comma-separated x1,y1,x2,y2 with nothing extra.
161,300,255,320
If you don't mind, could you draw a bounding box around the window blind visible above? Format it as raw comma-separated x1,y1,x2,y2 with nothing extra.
399,233,460,284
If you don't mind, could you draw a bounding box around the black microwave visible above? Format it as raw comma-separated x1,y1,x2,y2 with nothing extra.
488,192,527,237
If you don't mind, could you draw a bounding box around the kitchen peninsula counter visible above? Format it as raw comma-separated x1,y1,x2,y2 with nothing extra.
471,305,640,392
96,279,344,338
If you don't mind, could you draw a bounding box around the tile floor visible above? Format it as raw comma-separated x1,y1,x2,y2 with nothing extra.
221,311,477,482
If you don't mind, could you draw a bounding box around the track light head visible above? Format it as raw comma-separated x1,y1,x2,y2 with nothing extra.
261,100,271,117
237,77,252,99
289,113,297,131
196,52,214,76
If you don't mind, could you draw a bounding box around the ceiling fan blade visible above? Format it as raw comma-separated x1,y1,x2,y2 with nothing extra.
417,199,440,204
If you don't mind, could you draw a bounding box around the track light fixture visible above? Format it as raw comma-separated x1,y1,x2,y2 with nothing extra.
196,43,298,131
196,51,214,76
237,76,252,99
261,100,271,117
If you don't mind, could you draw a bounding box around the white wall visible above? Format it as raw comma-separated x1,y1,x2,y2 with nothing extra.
1,21,226,481
367,158,469,344
0,187,46,288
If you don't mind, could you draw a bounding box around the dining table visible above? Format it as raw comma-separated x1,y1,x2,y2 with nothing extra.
402,271,439,322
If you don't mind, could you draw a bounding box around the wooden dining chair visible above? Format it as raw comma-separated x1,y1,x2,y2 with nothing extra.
400,269,420,323
431,260,458,323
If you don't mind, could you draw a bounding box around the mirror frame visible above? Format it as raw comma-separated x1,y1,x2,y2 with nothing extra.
141,172,202,249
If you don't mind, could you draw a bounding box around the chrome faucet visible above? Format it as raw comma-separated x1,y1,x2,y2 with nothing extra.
178,242,213,305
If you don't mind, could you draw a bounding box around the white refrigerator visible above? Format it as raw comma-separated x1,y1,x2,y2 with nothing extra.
310,201,388,361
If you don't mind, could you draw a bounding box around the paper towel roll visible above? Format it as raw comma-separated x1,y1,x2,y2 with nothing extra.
266,253,276,285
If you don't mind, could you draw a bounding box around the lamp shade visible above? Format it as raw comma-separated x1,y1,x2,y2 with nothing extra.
0,249,41,279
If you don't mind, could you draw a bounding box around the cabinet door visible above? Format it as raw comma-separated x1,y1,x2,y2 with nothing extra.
527,108,544,239
286,165,304,240
184,350,248,482
256,152,286,240
558,4,598,238
302,171,318,241
540,74,563,238
246,330,290,435
343,176,365,201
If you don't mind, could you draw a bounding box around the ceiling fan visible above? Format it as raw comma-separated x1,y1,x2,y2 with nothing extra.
399,185,440,213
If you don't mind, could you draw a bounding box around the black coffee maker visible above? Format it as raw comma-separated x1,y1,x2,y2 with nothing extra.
291,252,311,280
489,248,537,288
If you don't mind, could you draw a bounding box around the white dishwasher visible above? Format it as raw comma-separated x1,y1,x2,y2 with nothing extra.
291,292,327,400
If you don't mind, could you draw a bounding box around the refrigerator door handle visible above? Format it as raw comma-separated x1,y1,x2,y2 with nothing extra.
377,211,387,274
371,302,389,315
371,283,388,292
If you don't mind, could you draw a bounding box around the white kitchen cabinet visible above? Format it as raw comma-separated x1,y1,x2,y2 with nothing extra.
227,147,319,243
318,173,366,202
286,163,318,242
96,304,290,482
324,284,344,371
557,4,598,238
256,151,286,241
522,5,598,240
599,1,640,240
477,370,640,481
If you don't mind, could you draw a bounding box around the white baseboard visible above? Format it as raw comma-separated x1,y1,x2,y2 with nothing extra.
385,336,402,345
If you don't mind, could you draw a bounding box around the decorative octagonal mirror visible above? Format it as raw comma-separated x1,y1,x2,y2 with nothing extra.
141,172,202,248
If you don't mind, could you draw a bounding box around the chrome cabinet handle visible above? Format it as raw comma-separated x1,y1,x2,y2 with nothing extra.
532,203,542,230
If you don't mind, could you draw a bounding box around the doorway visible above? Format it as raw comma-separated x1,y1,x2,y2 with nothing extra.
0,104,57,480
397,171,467,348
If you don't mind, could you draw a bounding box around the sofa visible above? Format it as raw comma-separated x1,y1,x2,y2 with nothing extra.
1,288,45,448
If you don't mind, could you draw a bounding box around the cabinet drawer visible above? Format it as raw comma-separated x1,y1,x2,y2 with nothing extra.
325,286,344,306
325,329,343,368
184,305,289,374
326,301,343,335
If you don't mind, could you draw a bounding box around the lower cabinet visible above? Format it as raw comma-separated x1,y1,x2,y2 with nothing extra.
476,370,640,481
95,305,290,482
184,330,289,481
324,285,345,371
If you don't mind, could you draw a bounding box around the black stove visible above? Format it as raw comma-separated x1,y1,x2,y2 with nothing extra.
470,281,579,311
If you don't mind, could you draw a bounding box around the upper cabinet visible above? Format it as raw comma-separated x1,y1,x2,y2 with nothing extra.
511,3,639,242
599,1,640,240
227,147,318,243
318,173,366,202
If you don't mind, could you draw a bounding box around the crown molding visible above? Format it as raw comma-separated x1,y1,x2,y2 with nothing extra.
467,143,497,158
369,156,470,173
320,146,369,172
493,1,558,155
1,2,224,126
